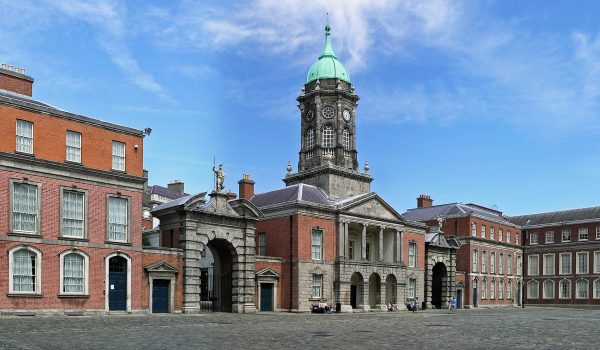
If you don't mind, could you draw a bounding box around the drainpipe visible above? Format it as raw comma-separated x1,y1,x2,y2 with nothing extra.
289,215,293,312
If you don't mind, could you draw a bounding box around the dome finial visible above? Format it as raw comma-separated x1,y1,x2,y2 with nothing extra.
325,12,330,33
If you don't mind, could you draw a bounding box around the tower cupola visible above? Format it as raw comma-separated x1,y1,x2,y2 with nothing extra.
306,25,351,84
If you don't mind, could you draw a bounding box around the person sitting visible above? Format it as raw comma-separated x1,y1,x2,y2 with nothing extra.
387,302,394,312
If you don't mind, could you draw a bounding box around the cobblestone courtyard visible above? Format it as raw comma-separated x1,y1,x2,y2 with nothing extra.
1,307,598,349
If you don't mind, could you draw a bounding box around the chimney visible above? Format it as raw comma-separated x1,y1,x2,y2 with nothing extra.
238,174,255,199
0,64,34,96
417,194,433,208
168,179,185,195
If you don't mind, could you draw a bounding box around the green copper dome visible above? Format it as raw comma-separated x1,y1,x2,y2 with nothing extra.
306,25,351,84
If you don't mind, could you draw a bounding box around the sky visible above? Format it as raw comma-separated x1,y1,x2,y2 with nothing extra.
2,0,600,216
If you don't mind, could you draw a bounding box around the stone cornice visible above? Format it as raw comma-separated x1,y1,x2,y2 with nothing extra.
297,89,359,103
284,164,372,184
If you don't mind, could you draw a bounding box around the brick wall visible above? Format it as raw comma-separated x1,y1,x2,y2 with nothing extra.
0,105,144,177
0,71,32,96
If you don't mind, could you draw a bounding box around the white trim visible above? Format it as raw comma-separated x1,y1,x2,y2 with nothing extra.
527,280,539,299
559,253,571,275
527,254,539,276
545,231,554,244
8,245,42,294
543,253,555,276
542,279,554,299
575,279,589,299
60,187,88,239
9,179,42,235
593,278,600,299
104,252,132,312
559,279,571,299
59,249,89,295
594,251,600,274
576,251,589,275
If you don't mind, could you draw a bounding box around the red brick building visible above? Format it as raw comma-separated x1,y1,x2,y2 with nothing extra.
0,65,182,314
509,207,600,306
403,195,523,309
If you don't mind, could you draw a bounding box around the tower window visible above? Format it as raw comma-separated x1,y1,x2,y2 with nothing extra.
322,126,334,148
306,129,315,150
342,128,350,150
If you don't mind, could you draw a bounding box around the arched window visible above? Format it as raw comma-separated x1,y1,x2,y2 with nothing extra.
507,280,513,299
490,279,496,299
527,280,539,299
9,246,42,294
543,280,554,299
342,128,350,150
559,279,571,299
481,278,487,299
322,126,334,149
305,129,315,150
576,279,589,299
60,250,89,295
499,279,504,299
594,279,600,299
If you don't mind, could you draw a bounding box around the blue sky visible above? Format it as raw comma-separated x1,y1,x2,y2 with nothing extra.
2,0,600,215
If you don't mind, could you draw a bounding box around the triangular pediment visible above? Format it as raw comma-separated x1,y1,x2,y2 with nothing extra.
256,268,280,278
145,261,179,273
337,193,405,222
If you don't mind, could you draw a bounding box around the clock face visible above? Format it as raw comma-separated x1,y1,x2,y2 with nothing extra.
343,109,351,122
322,106,335,119
305,110,313,121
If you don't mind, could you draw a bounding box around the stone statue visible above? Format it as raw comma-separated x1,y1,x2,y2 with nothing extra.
437,216,445,232
213,163,225,192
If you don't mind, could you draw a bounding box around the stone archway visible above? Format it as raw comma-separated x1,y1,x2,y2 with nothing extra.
385,274,397,305
350,272,364,309
205,238,238,312
368,273,381,309
431,262,448,309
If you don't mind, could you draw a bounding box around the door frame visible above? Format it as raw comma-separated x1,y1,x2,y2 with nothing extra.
105,252,132,312
256,268,279,312
145,262,179,313
259,283,274,312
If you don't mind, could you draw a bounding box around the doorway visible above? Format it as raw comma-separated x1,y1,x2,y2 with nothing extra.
206,239,235,312
152,279,170,313
456,289,462,309
260,283,274,311
108,256,128,311
431,262,447,309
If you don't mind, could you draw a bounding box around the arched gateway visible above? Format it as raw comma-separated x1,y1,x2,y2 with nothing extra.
431,262,447,309
152,190,263,313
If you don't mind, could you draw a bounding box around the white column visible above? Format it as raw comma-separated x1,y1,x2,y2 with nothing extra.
344,222,349,259
378,226,384,262
338,221,344,258
361,224,367,260
398,230,404,264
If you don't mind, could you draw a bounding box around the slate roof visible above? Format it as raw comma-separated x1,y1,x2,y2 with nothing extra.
250,184,332,208
508,206,600,226
149,185,187,200
425,233,461,249
151,194,196,212
0,88,142,135
403,203,516,226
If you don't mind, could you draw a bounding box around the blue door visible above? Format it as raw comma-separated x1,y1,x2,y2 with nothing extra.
260,283,273,312
109,256,127,311
152,280,170,313
456,290,462,309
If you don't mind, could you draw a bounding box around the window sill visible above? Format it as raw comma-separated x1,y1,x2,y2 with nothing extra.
15,151,35,157
7,232,42,238
111,169,126,173
7,293,43,298
60,236,88,242
105,240,131,246
64,160,83,166
58,294,90,299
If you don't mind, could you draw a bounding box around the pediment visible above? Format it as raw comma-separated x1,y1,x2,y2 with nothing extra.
145,261,179,273
256,268,280,278
338,194,405,222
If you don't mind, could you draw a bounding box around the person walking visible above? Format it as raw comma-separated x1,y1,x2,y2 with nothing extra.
412,297,419,313
449,296,456,313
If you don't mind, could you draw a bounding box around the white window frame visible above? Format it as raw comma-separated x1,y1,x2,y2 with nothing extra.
499,253,504,275
545,231,554,244
348,240,355,260
8,245,42,294
499,279,504,299
482,251,487,273
472,249,479,272
559,279,571,299
59,250,89,295
366,242,372,261
515,233,519,245
60,188,88,239
111,141,126,171
507,255,512,275
66,130,82,163
530,232,538,245
9,180,42,235
490,279,496,299
312,274,323,299
543,280,554,299
408,242,417,267
481,225,486,238
543,254,555,276
528,255,539,276
305,128,315,150
527,280,539,299
576,251,589,274
106,195,130,243
342,128,350,150
507,280,512,299
517,255,522,276
579,228,588,241
576,279,589,299
311,228,323,261
322,125,334,149
16,119,34,154
596,227,600,240
560,253,571,275
593,279,600,299
258,232,266,256
498,229,503,242
481,278,487,299
490,252,496,274
490,227,495,240
507,230,511,243
595,251,600,274
408,278,416,298
562,229,571,242
471,223,477,236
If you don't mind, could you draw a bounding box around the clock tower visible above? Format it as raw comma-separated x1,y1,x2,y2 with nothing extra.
284,25,372,199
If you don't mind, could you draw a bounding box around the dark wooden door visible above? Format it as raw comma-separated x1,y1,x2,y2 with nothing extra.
260,283,273,312
350,285,357,309
152,279,170,313
108,257,127,311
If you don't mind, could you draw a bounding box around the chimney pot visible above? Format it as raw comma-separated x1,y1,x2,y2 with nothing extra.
1,64,6,70
417,194,433,208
